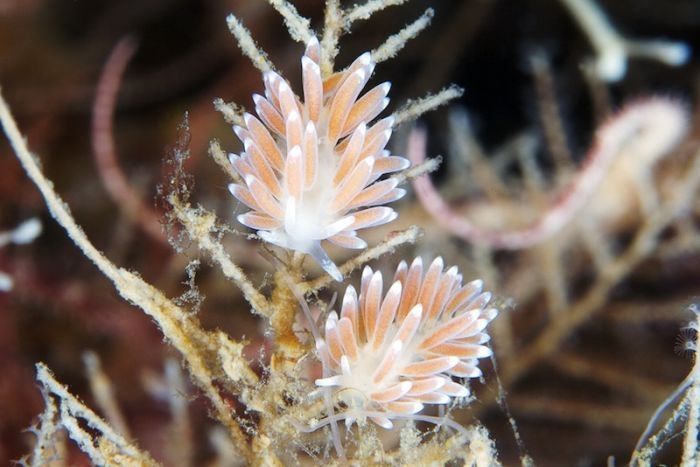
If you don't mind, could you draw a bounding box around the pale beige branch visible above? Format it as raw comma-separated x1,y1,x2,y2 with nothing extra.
320,0,343,76
29,387,61,467
226,14,275,73
345,0,410,24
169,198,273,318
509,394,652,432
682,310,700,465
371,8,434,64
552,353,672,403
392,85,464,126
83,351,131,439
267,0,314,43
209,139,241,183
37,363,157,465
0,89,254,462
390,156,441,185
165,359,194,467
213,98,246,127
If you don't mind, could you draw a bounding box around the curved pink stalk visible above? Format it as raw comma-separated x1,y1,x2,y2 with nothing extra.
92,37,167,244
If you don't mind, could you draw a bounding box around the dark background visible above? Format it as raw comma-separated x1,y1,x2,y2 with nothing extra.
2,1,700,465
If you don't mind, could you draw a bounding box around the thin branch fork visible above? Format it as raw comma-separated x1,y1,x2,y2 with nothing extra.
36,363,157,465
168,195,273,318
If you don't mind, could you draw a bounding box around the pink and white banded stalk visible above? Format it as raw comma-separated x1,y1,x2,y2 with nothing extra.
315,257,498,429
227,37,409,280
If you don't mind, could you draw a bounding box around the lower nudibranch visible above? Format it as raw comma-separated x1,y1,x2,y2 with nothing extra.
314,257,498,429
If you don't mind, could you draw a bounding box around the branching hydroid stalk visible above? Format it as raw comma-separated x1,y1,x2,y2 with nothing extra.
0,89,255,462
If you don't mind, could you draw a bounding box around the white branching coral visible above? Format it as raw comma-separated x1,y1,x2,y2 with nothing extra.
560,0,690,82
227,37,409,281
314,257,498,429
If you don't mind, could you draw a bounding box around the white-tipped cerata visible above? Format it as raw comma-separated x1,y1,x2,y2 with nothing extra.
315,258,499,429
227,36,409,280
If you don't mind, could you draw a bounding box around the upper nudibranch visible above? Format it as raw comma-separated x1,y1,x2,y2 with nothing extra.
227,36,409,281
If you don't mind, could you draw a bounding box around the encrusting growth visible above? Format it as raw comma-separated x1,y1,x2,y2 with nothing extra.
315,257,498,429
227,36,409,281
